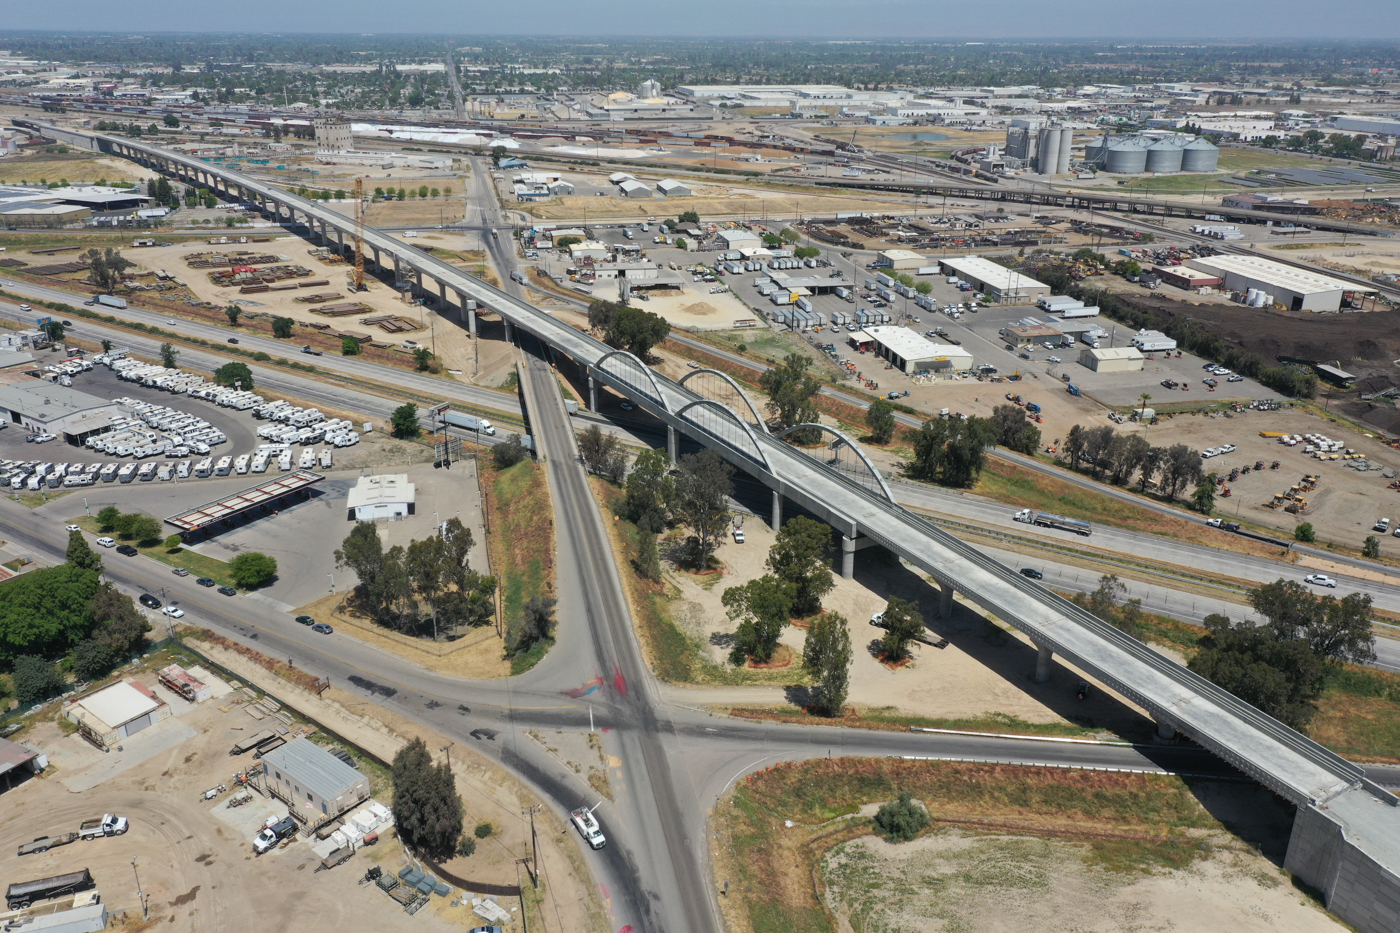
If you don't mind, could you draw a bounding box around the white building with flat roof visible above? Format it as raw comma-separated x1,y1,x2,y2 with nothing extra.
1186,254,1369,312
939,256,1050,301
346,473,415,521
863,326,973,373
63,680,171,748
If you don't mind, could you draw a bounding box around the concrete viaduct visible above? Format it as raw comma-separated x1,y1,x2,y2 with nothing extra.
29,122,1400,933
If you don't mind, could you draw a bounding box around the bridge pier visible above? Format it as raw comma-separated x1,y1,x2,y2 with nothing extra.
1155,718,1176,740
1034,643,1054,683
938,580,955,619
770,490,783,532
667,425,679,465
841,535,856,579
504,319,514,343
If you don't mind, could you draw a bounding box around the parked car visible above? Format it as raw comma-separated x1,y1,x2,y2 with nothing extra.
294,615,316,626
1220,444,1236,453
311,623,334,634
1304,574,1337,588
64,523,80,532
116,545,138,556
96,537,116,548
217,586,237,596
138,594,161,609
196,577,216,587
162,606,185,618
1227,374,1244,383
172,567,190,576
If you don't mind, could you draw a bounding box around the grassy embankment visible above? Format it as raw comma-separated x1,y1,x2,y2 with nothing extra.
714,757,1236,933
484,460,557,674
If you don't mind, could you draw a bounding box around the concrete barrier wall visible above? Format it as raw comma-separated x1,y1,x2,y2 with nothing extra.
1287,805,1400,933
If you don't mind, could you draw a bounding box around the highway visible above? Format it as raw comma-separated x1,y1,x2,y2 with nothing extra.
11,125,1400,931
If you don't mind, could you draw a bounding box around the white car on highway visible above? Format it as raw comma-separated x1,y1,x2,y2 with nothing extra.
1304,574,1337,588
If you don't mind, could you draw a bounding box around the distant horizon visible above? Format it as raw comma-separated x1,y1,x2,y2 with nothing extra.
0,1,1397,41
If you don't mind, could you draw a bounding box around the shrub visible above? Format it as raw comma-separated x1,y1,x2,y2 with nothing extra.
473,821,493,839
873,792,929,842
229,552,278,589
12,655,65,705
456,836,476,857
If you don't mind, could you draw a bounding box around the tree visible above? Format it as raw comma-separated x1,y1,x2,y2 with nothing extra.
80,247,133,292
1364,536,1381,559
125,514,163,546
96,505,121,531
390,404,420,439
909,416,996,488
397,188,406,201
880,596,924,662
759,353,822,434
271,316,295,338
71,638,118,681
406,534,451,638
229,552,277,589
341,336,362,356
873,793,929,842
1249,579,1375,664
40,321,65,344
164,112,180,127
0,564,101,665
101,339,112,353
164,534,183,550
587,298,624,334
213,361,253,390
621,448,674,532
413,347,434,371
1135,446,1163,493
1191,474,1217,514
674,450,731,567
1158,444,1203,500
65,531,102,572
392,738,464,861
1189,615,1327,730
578,424,626,482
1138,393,1153,419
224,304,242,326
989,404,1041,455
1078,425,1115,478
724,575,794,665
1105,434,1150,486
767,516,833,618
556,236,582,249
677,210,700,225
866,399,897,445
12,655,65,705
507,595,557,655
88,583,148,659
635,530,662,581
418,185,430,199
488,431,527,469
337,522,387,605
802,611,851,716
607,306,671,360
1294,523,1316,543
674,237,687,251
794,246,820,260
490,145,507,165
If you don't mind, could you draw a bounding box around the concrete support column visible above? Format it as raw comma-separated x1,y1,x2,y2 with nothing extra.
504,319,514,343
465,294,477,338
938,580,955,619
841,535,856,580
1156,718,1177,740
1034,643,1053,683
770,490,783,532
667,425,678,465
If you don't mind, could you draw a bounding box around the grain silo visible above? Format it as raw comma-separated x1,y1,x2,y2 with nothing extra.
1102,136,1153,174
1145,136,1186,173
1036,126,1062,175
1083,134,1108,169
1181,137,1220,172
1057,127,1073,175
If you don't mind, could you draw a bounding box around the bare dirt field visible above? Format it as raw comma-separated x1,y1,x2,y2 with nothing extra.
0,150,148,185
822,827,1345,933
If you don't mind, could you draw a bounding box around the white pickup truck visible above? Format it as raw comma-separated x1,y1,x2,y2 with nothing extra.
570,806,606,850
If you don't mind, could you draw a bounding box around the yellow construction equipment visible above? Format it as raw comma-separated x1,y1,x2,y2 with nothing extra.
352,176,366,292
1259,431,1287,438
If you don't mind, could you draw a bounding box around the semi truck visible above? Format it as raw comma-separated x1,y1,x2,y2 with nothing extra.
442,410,496,435
16,833,77,857
1014,508,1092,537
7,869,95,909
1057,305,1100,319
95,295,128,310
77,814,128,840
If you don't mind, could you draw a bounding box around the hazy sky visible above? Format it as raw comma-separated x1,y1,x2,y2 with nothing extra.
4,1,1398,39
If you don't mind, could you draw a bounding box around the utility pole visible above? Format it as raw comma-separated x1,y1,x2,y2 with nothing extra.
521,805,542,888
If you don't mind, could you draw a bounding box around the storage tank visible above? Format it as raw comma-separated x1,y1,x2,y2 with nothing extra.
1103,136,1153,174
1057,127,1073,175
1145,137,1185,173
1036,126,1062,175
1083,135,1107,168
1181,137,1220,172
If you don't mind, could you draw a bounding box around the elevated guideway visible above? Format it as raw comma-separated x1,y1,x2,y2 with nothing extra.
29,123,1400,933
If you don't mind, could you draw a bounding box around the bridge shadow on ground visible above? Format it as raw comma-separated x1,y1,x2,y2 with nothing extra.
849,547,1162,742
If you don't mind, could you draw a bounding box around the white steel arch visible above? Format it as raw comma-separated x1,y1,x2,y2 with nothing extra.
595,350,670,410
674,399,773,472
774,423,895,502
678,368,770,434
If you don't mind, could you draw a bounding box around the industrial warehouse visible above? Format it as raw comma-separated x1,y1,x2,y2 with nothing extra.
0,383,120,443
1186,255,1374,311
863,325,973,373
939,256,1050,301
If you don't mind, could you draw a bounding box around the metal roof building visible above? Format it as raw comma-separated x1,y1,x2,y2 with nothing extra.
1080,346,1145,372
656,179,692,197
346,473,415,521
939,256,1050,302
261,737,370,822
0,383,119,441
63,680,171,748
1186,255,1371,312
863,326,973,373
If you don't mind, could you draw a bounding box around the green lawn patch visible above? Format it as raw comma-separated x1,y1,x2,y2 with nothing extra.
483,461,556,672
71,515,236,587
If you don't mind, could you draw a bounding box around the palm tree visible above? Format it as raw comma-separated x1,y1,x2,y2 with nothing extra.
1138,392,1152,420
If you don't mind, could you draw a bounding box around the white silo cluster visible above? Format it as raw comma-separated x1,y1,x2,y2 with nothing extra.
1244,288,1274,307
1084,131,1219,174
1035,124,1073,175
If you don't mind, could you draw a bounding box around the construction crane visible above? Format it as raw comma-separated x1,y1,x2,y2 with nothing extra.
352,176,366,292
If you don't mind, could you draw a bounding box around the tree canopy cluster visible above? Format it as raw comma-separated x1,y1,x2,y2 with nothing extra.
1061,425,1203,501
81,247,133,293
579,424,626,482
392,738,463,861
335,519,495,639
759,353,822,439
586,300,672,361
910,416,996,488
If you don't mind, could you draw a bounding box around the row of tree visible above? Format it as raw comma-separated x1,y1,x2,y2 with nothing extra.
1060,425,1206,502
334,518,495,641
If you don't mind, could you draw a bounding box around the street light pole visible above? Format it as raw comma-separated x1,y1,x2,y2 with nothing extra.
327,572,335,594
132,858,147,919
